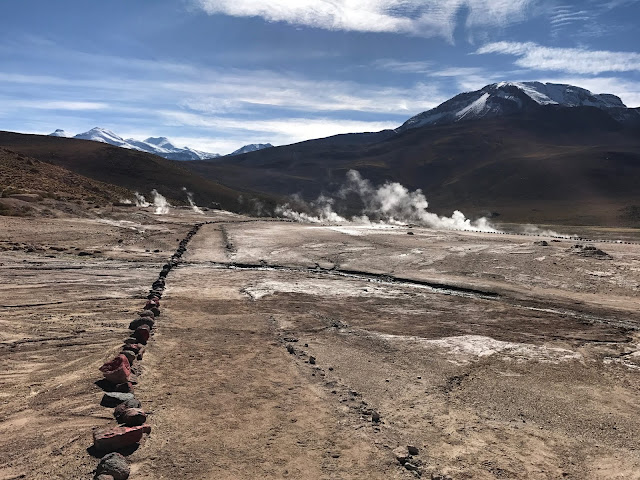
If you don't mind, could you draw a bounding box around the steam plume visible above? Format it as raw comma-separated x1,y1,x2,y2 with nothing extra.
276,170,498,232
150,189,170,215
182,187,204,214
134,192,149,207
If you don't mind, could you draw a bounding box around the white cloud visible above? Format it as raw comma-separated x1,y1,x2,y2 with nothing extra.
158,110,398,145
195,0,535,41
477,41,640,74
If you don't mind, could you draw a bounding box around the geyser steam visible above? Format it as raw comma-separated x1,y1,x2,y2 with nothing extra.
134,192,150,207
150,189,170,215
276,170,498,232
182,187,204,214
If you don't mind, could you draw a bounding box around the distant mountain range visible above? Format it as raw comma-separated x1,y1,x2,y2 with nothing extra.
5,80,639,226
48,127,273,161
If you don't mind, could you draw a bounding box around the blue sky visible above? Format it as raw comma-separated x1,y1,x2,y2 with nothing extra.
1,0,639,154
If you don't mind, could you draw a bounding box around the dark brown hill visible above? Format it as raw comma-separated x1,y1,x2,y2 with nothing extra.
185,106,640,226
0,131,276,212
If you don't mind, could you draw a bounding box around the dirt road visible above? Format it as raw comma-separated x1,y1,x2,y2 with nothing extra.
1,211,640,479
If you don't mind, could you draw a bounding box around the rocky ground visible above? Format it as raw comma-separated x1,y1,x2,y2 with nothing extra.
1,207,640,479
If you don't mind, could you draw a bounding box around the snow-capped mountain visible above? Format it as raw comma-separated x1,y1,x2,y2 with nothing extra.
49,129,71,138
398,82,636,132
228,143,273,156
66,127,220,160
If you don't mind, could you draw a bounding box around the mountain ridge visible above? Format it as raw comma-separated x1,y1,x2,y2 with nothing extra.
49,127,274,160
398,81,640,131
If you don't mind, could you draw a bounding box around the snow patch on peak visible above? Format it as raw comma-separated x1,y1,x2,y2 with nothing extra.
49,129,71,137
71,127,220,160
228,143,274,156
456,92,490,119
144,137,174,148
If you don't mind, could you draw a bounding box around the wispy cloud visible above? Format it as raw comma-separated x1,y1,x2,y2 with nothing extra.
371,59,432,74
194,0,536,41
476,41,640,74
0,99,108,111
548,5,592,34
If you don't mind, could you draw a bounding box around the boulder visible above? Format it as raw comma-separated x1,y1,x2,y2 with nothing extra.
93,424,151,453
99,355,131,384
138,310,155,318
95,452,130,480
149,306,161,317
123,337,138,345
117,408,147,427
101,392,136,408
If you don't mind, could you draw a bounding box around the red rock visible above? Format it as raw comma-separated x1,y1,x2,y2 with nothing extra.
93,424,151,452
134,325,150,344
99,355,131,385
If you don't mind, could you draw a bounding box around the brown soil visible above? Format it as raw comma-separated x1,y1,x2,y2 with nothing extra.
1,209,640,479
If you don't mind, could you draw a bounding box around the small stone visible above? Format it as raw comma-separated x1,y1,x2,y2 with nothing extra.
404,462,421,472
95,475,115,480
393,446,409,464
138,310,155,318
129,317,154,330
101,392,136,408
99,355,131,385
134,325,150,344
96,452,130,480
372,411,381,422
309,356,316,365
407,445,419,456
118,408,147,427
123,337,138,344
122,343,143,354
113,382,134,393
286,344,295,354
114,399,142,420
120,350,136,365
150,306,161,317
93,424,151,452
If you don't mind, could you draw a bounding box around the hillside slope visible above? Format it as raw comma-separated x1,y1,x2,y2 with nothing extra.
0,131,277,212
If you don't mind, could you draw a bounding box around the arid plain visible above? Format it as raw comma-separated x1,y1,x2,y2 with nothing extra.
1,207,640,479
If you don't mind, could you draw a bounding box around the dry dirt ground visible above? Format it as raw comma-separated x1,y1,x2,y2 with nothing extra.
1,207,640,479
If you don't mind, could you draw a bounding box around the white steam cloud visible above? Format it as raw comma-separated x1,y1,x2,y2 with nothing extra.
134,192,150,207
182,187,204,214
276,170,498,232
150,189,170,215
